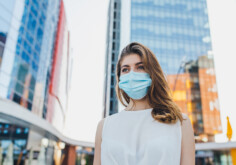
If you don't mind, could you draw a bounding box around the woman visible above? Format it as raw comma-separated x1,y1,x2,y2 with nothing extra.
94,42,195,165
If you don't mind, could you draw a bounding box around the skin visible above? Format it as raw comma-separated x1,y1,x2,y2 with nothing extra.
93,54,195,165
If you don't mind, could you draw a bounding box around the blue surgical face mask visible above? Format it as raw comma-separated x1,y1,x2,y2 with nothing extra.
118,70,152,100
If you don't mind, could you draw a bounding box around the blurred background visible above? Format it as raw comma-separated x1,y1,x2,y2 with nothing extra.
0,0,236,164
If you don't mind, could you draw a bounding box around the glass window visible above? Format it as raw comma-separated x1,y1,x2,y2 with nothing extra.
112,65,115,73
21,51,30,63
26,31,33,43
112,42,115,50
42,0,48,9
110,100,113,110
111,76,114,85
112,53,115,61
23,40,31,54
30,5,38,17
27,14,36,34
33,51,39,62
15,44,21,55
32,60,38,72
36,27,43,45
35,44,41,53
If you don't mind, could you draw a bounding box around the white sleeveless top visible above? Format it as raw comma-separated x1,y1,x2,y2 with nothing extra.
101,108,182,165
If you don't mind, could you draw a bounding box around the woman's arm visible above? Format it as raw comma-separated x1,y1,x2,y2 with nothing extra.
93,119,105,165
180,113,196,165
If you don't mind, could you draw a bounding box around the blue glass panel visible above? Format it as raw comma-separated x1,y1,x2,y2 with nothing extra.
30,5,38,17
19,26,24,34
36,27,43,45
32,0,39,8
39,13,45,27
27,13,36,34
17,35,22,45
33,51,39,62
25,0,29,5
24,128,29,133
21,6,28,24
32,60,38,72
35,44,41,53
16,128,21,134
26,31,33,43
42,0,48,8
23,40,31,54
16,44,21,55
21,51,30,63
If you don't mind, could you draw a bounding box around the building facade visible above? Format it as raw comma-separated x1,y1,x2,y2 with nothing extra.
104,0,121,117
105,0,222,142
0,0,80,164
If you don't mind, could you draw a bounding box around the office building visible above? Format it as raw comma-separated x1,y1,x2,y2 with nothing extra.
104,0,121,117
0,0,85,164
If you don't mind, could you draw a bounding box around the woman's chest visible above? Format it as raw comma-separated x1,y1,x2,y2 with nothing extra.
102,122,181,156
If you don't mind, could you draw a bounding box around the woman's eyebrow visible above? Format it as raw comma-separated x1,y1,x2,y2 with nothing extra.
135,62,143,65
121,64,129,68
121,62,143,68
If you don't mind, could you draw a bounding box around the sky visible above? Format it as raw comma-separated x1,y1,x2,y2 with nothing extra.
63,0,109,142
63,0,236,143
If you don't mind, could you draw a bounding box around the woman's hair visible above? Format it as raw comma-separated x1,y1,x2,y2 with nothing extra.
115,42,185,124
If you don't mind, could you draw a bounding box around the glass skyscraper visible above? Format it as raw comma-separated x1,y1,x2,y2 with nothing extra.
0,0,78,164
104,0,121,117
0,0,60,119
105,0,222,142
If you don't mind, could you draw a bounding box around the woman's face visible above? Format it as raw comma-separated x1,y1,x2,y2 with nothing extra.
120,54,146,76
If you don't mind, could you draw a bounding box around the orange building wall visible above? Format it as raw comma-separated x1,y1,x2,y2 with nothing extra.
199,68,222,135
167,73,198,133
166,56,222,137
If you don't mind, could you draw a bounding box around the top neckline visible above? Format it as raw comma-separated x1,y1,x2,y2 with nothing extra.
122,108,153,112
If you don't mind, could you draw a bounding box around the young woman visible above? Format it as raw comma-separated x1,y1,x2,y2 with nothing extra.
94,42,195,165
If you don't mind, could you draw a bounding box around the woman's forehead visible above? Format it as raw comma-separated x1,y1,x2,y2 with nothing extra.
121,54,142,66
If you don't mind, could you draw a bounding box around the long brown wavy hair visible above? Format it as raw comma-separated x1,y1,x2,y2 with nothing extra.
115,42,185,124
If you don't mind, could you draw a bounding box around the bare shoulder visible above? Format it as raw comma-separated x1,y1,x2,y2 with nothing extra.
180,113,195,165
98,118,105,128
93,118,106,165
94,118,106,145
96,113,119,140
181,113,189,120
96,118,106,139
180,113,194,138
181,113,192,127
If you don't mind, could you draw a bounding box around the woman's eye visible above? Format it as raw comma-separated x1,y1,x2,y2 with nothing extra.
122,68,128,72
138,65,144,70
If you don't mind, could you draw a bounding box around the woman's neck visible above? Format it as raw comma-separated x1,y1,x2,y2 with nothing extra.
125,98,152,111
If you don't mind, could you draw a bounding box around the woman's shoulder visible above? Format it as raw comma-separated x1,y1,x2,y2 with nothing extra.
180,113,195,164
98,118,105,127
180,113,194,133
181,112,189,120
97,113,120,132
96,118,105,137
